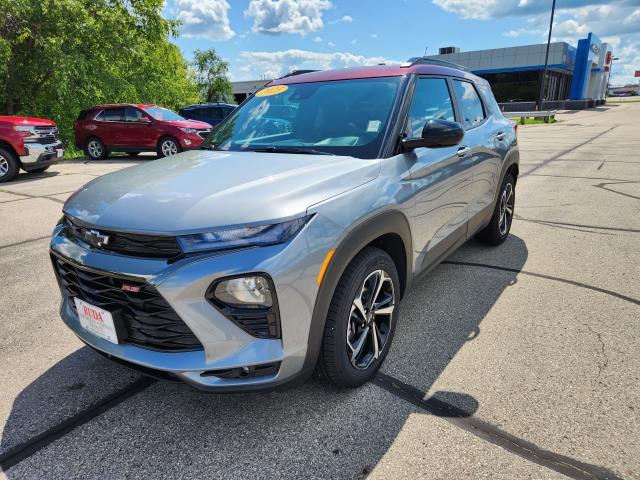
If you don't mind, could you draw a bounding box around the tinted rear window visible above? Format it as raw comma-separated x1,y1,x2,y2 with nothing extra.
101,108,125,121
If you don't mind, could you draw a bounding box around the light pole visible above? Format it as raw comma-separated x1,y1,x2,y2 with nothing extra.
537,0,556,111
607,56,620,96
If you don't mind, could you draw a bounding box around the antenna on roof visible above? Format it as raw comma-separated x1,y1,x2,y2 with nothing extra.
424,46,428,56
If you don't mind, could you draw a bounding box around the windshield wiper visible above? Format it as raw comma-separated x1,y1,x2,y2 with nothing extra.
249,146,335,156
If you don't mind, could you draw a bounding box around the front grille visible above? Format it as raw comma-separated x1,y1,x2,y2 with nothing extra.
34,126,60,145
52,255,203,352
64,216,182,259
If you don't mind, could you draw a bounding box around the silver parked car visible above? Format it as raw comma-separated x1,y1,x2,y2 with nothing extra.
51,59,519,391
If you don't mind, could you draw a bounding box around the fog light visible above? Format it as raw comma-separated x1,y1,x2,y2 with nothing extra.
214,275,272,308
184,139,192,145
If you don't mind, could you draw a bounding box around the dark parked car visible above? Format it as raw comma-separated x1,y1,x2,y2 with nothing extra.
74,104,212,160
179,103,235,127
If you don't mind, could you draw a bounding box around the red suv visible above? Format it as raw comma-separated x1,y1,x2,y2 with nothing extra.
74,104,212,160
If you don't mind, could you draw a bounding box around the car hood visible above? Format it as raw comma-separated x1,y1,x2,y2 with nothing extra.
0,116,56,127
63,149,380,234
162,119,212,129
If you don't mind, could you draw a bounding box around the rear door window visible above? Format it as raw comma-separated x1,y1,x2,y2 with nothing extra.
124,108,144,122
101,108,125,122
407,78,455,138
452,80,485,129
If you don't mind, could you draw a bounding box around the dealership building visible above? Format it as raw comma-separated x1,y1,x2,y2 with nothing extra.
231,32,613,105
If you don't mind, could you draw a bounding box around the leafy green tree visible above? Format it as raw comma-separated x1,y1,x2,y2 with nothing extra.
192,48,233,103
0,0,199,149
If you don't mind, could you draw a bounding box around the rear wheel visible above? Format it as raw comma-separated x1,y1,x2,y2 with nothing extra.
157,137,180,158
318,247,399,387
0,147,19,183
477,173,515,245
85,137,108,160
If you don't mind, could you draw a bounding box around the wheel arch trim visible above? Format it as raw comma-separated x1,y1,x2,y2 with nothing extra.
295,210,413,385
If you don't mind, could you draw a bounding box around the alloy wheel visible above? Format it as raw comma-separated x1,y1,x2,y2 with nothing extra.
346,269,395,370
161,139,178,157
87,140,103,159
498,182,514,236
0,155,8,177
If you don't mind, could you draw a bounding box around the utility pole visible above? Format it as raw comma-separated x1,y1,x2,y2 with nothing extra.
537,0,556,111
607,56,620,96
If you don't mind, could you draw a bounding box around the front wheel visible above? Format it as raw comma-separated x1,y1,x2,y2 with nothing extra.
0,147,19,183
477,173,515,245
157,137,180,158
318,247,400,387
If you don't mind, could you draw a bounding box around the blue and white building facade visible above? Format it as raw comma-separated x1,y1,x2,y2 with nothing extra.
428,33,612,103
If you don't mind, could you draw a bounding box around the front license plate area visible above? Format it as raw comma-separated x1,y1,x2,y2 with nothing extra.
74,298,119,344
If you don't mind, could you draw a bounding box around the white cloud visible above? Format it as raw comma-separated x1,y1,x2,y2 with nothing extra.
234,49,397,80
245,0,332,36
328,41,336,47
175,0,235,41
328,15,353,24
370,33,378,39
314,36,323,42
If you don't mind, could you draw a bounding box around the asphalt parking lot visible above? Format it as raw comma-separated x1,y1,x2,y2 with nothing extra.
1,103,639,480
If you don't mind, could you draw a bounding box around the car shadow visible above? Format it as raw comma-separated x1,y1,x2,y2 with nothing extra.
1,234,617,478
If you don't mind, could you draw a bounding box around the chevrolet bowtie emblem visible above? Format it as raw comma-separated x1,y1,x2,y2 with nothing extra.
84,229,109,247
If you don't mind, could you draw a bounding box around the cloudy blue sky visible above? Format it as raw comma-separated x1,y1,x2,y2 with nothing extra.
163,0,640,86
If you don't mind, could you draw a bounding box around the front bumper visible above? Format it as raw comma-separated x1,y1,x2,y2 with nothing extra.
50,216,339,392
20,141,64,170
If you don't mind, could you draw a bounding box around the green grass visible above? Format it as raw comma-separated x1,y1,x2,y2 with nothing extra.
515,117,557,125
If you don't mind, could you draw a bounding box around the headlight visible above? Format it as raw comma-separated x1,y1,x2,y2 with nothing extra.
179,127,197,134
177,216,310,253
15,125,36,133
15,125,38,142
213,275,273,308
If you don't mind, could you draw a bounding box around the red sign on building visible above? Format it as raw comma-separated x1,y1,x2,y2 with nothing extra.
635,70,640,78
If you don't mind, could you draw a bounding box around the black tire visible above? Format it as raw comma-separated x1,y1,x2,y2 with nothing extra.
318,247,400,387
84,137,108,160
0,147,20,183
477,173,516,245
28,166,50,174
157,137,181,158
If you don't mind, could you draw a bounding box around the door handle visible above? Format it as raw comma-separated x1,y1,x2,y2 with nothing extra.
457,146,471,157
495,131,505,141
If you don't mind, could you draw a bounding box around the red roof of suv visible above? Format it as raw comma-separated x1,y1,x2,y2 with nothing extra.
270,63,486,86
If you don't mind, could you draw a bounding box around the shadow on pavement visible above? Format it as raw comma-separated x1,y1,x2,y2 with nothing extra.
3,234,600,479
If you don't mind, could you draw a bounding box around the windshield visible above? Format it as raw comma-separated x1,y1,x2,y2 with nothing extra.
143,107,185,121
202,77,402,159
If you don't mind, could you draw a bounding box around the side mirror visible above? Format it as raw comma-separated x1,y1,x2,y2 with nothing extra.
401,119,464,151
139,116,152,124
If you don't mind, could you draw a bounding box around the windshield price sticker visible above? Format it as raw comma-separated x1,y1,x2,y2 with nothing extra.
256,85,289,97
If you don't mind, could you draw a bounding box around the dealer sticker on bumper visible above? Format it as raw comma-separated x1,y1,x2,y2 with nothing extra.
74,298,119,344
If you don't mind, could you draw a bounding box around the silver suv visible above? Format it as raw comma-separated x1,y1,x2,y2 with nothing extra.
51,59,519,391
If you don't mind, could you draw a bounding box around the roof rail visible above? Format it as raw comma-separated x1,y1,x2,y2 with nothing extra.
401,57,469,71
278,69,319,79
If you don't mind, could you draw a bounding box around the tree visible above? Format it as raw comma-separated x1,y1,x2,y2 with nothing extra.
192,49,233,103
0,0,199,148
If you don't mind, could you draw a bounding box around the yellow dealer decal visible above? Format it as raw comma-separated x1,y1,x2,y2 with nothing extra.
256,85,288,97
